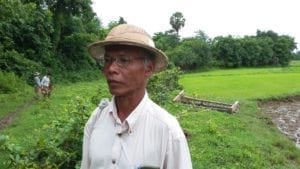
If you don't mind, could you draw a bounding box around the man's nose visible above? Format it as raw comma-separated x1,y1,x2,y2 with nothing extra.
106,59,119,72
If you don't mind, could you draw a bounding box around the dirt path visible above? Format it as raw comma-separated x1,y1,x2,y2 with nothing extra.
259,96,300,148
0,98,36,130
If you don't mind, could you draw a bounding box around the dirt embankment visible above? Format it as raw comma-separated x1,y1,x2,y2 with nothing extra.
259,96,300,148
0,99,36,130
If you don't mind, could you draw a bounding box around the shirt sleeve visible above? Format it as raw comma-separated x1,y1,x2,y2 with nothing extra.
38,79,41,86
80,107,100,169
35,77,41,86
41,77,45,86
163,127,193,169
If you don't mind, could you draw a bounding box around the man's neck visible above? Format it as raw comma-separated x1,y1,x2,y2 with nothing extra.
115,89,145,122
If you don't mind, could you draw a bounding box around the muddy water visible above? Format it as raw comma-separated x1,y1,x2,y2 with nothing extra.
260,97,300,148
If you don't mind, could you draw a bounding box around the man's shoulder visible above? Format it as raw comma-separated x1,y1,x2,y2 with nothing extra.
145,100,172,118
145,100,182,132
88,99,111,121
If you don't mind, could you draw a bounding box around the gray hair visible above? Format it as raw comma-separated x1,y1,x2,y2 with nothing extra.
139,48,155,67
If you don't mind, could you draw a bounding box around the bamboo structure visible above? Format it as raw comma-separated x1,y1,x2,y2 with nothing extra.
173,90,239,113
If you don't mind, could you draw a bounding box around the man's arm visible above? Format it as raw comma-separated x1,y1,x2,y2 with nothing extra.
80,107,101,169
163,128,192,169
81,99,109,169
81,122,91,169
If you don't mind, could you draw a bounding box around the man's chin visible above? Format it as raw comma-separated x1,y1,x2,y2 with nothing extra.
109,88,124,97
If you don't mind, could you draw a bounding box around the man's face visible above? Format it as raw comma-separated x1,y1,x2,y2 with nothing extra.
103,45,154,97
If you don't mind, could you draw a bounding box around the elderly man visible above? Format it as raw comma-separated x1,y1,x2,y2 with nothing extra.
81,24,192,169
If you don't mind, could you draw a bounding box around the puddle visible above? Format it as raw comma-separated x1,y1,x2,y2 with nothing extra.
260,96,300,148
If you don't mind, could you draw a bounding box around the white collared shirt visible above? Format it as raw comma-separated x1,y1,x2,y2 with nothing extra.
41,75,50,87
81,93,192,169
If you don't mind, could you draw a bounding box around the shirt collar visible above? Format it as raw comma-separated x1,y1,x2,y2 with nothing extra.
109,92,149,134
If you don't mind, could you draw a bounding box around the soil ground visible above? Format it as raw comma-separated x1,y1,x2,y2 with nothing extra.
259,96,300,148
0,99,36,130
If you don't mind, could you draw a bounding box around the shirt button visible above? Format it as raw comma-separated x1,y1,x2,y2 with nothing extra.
112,160,116,164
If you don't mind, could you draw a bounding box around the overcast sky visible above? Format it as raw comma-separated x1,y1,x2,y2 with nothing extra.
92,0,300,50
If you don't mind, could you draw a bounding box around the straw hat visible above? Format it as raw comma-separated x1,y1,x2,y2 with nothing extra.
34,72,40,76
88,24,168,73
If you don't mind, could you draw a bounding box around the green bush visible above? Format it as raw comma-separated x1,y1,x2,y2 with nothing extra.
0,71,28,94
0,50,41,82
169,38,212,70
0,96,93,169
147,67,182,105
52,70,102,84
59,33,98,71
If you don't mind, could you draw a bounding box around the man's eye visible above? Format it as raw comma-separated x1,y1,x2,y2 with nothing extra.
104,58,111,63
119,57,130,63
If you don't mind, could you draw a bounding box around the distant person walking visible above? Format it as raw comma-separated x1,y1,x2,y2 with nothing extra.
34,72,41,97
41,73,51,97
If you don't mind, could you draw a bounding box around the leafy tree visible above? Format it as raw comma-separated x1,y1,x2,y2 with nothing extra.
256,37,275,65
39,0,95,50
212,36,242,68
43,0,102,78
169,38,212,70
194,30,210,42
0,0,53,80
1,0,103,83
273,35,296,66
0,50,40,79
256,30,296,66
59,33,97,71
153,30,180,52
169,45,196,70
97,16,128,41
293,51,300,60
239,37,261,66
256,29,279,41
169,12,185,36
107,17,128,30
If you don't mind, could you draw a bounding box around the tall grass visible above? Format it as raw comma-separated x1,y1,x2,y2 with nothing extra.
0,71,34,119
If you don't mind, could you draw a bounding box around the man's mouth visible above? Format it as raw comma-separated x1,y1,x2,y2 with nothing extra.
107,79,121,86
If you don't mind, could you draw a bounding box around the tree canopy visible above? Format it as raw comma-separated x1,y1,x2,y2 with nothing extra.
0,5,297,82
0,0,105,83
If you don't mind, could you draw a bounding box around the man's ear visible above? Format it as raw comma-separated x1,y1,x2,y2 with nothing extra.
144,61,154,77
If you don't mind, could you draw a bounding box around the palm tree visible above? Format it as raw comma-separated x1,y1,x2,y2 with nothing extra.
169,12,186,36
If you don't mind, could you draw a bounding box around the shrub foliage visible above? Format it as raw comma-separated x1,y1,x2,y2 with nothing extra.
0,71,28,94
0,67,181,168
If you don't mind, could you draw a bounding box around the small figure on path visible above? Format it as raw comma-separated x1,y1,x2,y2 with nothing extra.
41,73,51,97
33,72,41,98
